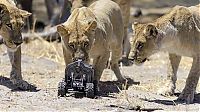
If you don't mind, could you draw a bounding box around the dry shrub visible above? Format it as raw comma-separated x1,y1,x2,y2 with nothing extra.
22,39,64,65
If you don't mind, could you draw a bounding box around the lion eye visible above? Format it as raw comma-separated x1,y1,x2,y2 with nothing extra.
68,43,76,50
0,10,4,14
83,42,89,48
6,23,12,30
136,42,144,50
20,24,24,29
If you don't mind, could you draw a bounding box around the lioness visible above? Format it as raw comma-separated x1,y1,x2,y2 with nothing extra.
0,0,34,90
129,4,200,103
57,0,126,94
70,0,133,65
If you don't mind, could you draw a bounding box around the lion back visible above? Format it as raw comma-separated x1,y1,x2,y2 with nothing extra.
89,0,124,46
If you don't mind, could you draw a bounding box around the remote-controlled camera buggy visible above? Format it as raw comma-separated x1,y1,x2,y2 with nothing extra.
58,59,95,98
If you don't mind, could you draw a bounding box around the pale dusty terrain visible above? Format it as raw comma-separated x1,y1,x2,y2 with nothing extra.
0,0,199,111
0,40,199,111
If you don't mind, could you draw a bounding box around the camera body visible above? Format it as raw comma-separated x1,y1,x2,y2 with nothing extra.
58,59,95,98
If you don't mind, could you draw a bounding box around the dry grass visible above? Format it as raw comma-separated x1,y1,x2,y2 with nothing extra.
22,39,64,65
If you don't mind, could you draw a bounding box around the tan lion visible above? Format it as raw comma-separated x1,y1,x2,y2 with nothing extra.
0,0,34,90
129,4,200,103
57,0,126,94
70,0,133,65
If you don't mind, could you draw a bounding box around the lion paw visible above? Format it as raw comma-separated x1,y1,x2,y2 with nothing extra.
157,82,175,96
119,57,133,66
11,79,37,91
118,78,127,84
177,90,195,104
117,78,128,89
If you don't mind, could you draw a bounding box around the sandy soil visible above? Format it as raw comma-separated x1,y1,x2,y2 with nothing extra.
0,39,199,111
0,0,200,111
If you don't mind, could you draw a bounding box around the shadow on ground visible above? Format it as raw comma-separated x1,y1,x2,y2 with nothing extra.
106,104,163,111
99,78,140,97
64,78,140,99
141,93,200,105
0,76,39,92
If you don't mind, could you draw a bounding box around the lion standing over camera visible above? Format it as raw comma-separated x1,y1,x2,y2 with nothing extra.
57,0,126,93
129,4,200,103
71,0,133,65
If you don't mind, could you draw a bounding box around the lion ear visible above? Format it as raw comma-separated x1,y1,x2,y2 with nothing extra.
144,24,158,38
85,20,97,33
20,9,32,18
0,4,8,15
57,25,69,37
0,4,9,24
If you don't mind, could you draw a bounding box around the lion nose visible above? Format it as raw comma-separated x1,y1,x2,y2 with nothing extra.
128,51,136,61
13,41,23,46
74,54,85,61
73,48,86,61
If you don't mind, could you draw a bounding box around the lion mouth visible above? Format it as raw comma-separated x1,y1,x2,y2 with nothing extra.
140,58,147,63
134,58,147,65
73,56,88,62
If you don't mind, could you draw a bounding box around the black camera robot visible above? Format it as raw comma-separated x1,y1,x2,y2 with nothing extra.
58,59,95,98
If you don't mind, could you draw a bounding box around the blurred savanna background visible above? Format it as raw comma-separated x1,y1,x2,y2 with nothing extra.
0,0,199,111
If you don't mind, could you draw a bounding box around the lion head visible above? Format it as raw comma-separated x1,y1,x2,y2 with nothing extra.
0,3,31,51
57,8,97,62
129,23,160,65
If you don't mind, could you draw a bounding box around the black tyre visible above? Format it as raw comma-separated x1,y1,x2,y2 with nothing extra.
85,83,95,98
58,80,67,97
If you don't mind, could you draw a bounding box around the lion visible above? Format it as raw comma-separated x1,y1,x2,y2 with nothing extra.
57,0,126,94
129,4,200,103
0,0,35,90
112,0,132,65
70,0,133,65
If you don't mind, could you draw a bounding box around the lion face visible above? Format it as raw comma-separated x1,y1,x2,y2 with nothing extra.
57,20,97,62
0,4,31,51
129,23,159,65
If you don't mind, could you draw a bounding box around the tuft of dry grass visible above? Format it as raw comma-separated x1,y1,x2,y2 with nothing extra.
22,39,64,65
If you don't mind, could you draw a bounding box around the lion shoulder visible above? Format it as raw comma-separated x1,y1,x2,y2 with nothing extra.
155,4,200,33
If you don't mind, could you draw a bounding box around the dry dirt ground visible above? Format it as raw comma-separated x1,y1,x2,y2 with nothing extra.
0,0,200,111
0,39,199,111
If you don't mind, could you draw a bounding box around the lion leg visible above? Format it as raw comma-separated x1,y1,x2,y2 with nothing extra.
177,56,200,104
8,46,35,90
121,30,131,66
118,0,131,66
123,32,131,58
111,47,126,83
93,54,109,94
158,53,181,96
8,47,22,81
111,62,126,83
62,45,73,65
